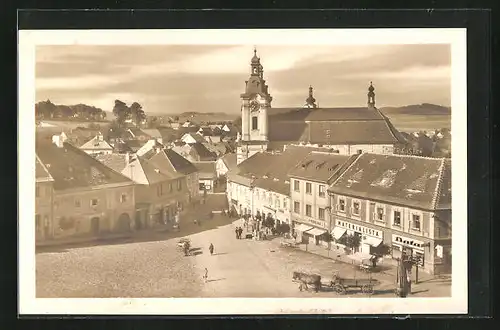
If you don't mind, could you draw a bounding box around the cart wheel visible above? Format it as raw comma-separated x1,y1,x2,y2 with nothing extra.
335,285,346,294
362,285,374,295
299,284,303,292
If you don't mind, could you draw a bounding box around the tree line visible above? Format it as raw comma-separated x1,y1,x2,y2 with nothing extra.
35,99,106,121
112,100,147,127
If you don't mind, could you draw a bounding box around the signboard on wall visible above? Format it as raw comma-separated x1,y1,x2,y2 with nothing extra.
335,219,382,238
392,234,426,251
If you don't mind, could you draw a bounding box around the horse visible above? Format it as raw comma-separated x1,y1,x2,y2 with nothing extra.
292,271,322,292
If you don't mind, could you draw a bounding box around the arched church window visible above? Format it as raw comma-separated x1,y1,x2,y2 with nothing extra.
252,117,258,130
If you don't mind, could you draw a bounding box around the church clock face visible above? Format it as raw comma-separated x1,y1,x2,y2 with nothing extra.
250,100,259,112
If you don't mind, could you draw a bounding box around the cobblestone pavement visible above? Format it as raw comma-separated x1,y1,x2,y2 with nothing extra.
36,219,450,298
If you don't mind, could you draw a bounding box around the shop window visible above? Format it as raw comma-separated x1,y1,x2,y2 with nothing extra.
306,182,312,194
90,198,99,207
318,208,325,220
352,201,360,215
305,204,312,217
393,211,401,226
199,183,205,191
275,198,280,209
294,180,300,192
338,199,346,212
283,199,287,209
319,185,326,198
414,251,425,266
412,214,421,231
293,201,300,214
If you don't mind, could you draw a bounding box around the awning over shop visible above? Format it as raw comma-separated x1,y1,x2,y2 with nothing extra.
363,236,383,247
295,224,313,232
308,228,327,236
332,227,347,240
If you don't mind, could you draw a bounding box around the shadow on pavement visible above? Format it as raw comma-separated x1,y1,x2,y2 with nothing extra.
207,278,226,283
36,215,235,254
213,252,228,256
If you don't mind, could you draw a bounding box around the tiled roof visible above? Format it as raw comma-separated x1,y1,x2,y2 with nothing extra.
221,153,237,171
328,153,451,210
268,119,309,142
190,142,217,161
35,155,53,181
230,147,313,194
94,153,128,174
288,152,357,183
305,107,384,121
123,139,146,152
202,142,228,156
136,157,174,184
198,127,214,136
184,133,206,144
308,121,402,144
79,135,113,150
36,141,133,191
193,161,217,179
149,149,198,176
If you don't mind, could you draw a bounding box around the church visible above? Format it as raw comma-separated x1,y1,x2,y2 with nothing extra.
236,49,407,165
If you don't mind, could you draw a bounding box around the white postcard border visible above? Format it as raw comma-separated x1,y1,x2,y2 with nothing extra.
18,28,467,315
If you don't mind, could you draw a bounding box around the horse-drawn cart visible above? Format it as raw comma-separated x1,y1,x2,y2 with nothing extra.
292,271,322,292
329,273,379,295
177,238,191,256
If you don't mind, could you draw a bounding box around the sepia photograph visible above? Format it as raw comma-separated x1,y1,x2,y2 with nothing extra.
19,28,467,315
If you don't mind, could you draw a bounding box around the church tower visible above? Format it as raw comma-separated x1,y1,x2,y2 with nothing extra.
237,48,273,165
367,81,376,108
303,85,317,108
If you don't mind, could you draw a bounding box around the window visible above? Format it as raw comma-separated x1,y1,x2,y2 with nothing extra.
412,214,421,231
305,182,312,194
169,183,173,193
199,183,206,191
252,116,258,130
293,180,300,192
120,194,127,203
338,199,346,212
319,185,326,198
376,207,384,221
177,180,182,191
305,204,312,217
91,199,98,207
414,251,424,266
352,201,360,215
393,211,402,226
293,201,300,214
35,214,41,232
35,186,40,198
275,198,280,209
74,199,81,208
283,199,288,209
318,208,325,220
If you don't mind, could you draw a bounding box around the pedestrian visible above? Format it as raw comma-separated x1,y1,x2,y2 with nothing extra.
203,268,208,283
238,227,243,239
235,227,239,239
209,243,214,256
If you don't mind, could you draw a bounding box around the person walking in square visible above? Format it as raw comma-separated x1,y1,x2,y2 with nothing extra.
235,227,239,239
203,268,208,283
238,227,243,239
209,243,214,256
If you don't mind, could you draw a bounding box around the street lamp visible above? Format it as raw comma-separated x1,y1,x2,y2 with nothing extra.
326,190,335,257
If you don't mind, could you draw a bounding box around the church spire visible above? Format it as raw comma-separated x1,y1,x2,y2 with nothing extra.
304,85,317,108
250,47,262,76
367,81,376,108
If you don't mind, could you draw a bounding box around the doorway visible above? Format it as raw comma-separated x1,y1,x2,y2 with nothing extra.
90,217,100,235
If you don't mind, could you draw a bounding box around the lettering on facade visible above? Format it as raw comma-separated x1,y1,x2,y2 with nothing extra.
392,234,425,251
336,219,381,238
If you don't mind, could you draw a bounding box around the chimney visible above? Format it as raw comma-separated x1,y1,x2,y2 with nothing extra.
97,132,104,142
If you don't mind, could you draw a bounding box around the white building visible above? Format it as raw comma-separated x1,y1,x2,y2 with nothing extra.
79,132,113,155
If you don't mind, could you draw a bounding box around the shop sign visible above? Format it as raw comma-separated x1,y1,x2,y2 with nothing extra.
335,219,382,238
392,234,425,251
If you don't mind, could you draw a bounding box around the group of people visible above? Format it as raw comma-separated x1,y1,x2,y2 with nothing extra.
234,227,244,239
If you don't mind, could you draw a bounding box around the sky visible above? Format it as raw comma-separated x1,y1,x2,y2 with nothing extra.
35,44,451,114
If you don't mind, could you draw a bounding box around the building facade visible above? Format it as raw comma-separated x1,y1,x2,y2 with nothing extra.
36,141,137,243
328,153,452,275
288,152,358,246
35,155,54,242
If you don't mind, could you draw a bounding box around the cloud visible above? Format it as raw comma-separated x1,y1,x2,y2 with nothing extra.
35,44,451,113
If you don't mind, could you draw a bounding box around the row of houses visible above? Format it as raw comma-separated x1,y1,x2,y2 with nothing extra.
226,146,451,275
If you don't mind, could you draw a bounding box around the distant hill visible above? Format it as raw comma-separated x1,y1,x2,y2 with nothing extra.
380,103,451,116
